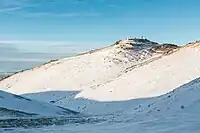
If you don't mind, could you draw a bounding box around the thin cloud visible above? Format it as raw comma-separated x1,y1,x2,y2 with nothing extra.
107,4,121,9
0,40,72,46
21,12,100,18
0,0,100,17
0,7,22,12
0,0,38,13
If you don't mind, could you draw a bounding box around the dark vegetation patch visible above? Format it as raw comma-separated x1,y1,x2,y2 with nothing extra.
151,44,179,53
181,105,185,110
0,116,105,128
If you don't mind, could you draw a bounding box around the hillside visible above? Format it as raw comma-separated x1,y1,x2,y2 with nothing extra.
16,40,200,115
76,41,200,101
0,38,179,95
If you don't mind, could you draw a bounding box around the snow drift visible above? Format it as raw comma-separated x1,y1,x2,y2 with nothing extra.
0,90,78,117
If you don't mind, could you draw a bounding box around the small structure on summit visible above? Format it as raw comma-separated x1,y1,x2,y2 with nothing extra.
126,36,146,40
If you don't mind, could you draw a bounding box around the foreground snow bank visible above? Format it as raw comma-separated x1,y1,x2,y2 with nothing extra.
3,77,200,132
0,90,78,116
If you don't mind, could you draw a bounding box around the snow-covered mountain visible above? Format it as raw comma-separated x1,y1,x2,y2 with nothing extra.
0,38,178,95
0,38,200,132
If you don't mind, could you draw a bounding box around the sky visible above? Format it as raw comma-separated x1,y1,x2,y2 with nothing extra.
0,0,200,72
1,0,200,45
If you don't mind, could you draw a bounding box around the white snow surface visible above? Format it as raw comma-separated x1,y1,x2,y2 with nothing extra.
76,44,200,101
0,90,77,116
2,76,200,133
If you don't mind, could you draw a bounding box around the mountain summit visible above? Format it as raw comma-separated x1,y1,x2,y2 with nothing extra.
113,38,159,50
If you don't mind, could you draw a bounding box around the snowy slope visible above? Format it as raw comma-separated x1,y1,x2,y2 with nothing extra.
0,39,178,94
76,43,200,101
19,41,200,115
0,90,78,117
22,41,200,104
4,76,200,132
136,77,200,116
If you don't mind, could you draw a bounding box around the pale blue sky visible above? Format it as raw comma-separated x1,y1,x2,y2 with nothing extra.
0,0,200,47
